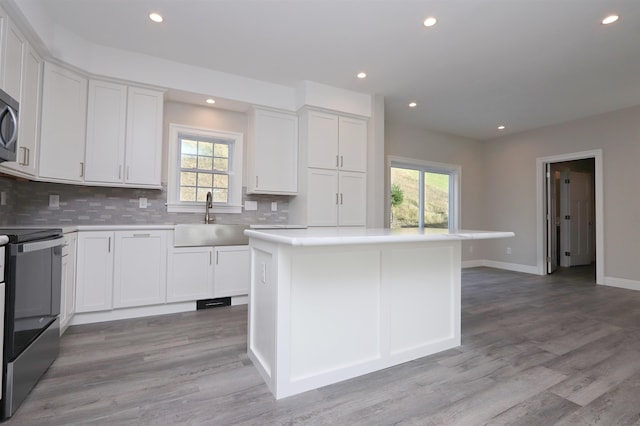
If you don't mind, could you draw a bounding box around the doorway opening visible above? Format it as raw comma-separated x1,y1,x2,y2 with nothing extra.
536,150,604,284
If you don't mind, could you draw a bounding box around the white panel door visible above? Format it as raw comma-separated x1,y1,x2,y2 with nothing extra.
307,168,339,226
213,245,250,297
39,62,88,182
338,116,367,173
1,18,24,101
125,87,163,185
76,232,114,313
113,231,167,308
85,80,127,183
338,171,366,226
306,110,338,170
249,108,298,194
167,247,213,302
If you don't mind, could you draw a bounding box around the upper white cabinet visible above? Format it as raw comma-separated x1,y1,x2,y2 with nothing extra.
125,87,163,186
247,107,298,195
113,231,167,308
304,110,367,173
1,16,25,101
39,62,88,182
85,82,163,187
85,80,127,183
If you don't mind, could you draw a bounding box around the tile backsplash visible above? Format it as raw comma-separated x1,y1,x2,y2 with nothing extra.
0,176,290,226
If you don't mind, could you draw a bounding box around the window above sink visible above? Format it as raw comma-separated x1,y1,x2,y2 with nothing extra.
167,124,244,214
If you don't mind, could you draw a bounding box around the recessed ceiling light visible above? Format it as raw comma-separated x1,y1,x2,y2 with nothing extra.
423,17,437,27
149,12,163,23
601,14,619,25
357,72,367,79
205,98,216,104
497,125,505,130
409,102,417,108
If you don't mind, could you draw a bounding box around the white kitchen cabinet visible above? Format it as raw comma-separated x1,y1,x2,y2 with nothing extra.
60,232,77,334
1,16,24,101
213,245,250,298
39,62,88,182
0,40,41,177
247,107,298,195
113,231,167,308
76,232,114,313
167,247,213,302
85,83,163,187
125,87,163,186
307,169,366,227
303,109,367,173
85,80,127,183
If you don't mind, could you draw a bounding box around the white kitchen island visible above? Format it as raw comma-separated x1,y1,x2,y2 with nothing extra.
244,227,514,399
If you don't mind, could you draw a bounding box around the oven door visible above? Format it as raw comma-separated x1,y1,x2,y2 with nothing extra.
6,237,62,361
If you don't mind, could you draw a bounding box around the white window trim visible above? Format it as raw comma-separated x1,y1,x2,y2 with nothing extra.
387,155,461,230
167,123,244,214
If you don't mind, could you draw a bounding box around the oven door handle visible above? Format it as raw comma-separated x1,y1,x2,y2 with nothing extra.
17,237,64,253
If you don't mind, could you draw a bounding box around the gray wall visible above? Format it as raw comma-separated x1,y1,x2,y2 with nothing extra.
482,105,640,282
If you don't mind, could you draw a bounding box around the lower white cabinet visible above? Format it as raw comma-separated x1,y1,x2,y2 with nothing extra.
167,247,213,302
76,230,168,313
113,231,167,308
60,232,77,333
213,245,250,298
76,232,114,313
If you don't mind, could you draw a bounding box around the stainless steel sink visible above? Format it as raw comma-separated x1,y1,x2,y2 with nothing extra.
174,224,250,247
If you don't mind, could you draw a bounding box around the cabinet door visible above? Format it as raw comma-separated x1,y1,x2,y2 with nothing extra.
1,18,24,101
306,110,339,170
307,168,339,226
167,247,213,302
0,43,41,177
213,246,250,297
338,171,367,226
39,62,88,182
338,116,367,173
76,232,114,313
113,231,167,308
125,87,163,186
85,80,127,183
248,108,298,194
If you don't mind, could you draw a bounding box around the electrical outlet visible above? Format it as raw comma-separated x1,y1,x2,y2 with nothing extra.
139,197,148,208
271,201,277,212
49,194,59,208
244,201,258,211
0,191,5,206
506,247,512,255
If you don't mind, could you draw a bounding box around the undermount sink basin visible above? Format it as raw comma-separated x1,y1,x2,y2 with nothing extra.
174,224,250,247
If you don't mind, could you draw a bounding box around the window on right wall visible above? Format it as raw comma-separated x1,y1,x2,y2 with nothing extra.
389,156,460,230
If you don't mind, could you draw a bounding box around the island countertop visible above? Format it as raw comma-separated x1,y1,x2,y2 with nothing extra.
245,227,514,247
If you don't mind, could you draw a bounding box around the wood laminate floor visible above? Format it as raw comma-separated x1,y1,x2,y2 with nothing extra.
8,266,640,425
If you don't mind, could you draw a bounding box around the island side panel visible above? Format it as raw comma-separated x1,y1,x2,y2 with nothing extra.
248,238,278,394
385,241,461,361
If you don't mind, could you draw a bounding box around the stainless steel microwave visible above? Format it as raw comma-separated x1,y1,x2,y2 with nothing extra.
0,88,18,163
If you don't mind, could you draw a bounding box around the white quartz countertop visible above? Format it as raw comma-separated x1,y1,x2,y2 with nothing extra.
244,227,515,247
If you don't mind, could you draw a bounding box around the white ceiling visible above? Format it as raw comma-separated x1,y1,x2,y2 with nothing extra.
32,0,640,140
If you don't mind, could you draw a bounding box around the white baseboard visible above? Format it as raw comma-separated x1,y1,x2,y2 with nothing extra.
462,259,539,275
603,276,640,291
70,302,196,326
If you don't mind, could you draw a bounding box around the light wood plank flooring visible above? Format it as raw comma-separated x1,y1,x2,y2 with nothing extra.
8,266,640,425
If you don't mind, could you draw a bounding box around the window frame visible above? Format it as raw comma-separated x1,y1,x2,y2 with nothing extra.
388,155,461,230
167,123,244,214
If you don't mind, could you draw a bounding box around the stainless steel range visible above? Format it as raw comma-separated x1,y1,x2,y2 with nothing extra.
0,228,63,420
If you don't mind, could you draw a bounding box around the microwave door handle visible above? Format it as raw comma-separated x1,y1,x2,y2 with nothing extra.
0,106,17,148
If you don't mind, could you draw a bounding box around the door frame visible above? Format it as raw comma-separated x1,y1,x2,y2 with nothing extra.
535,149,603,284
